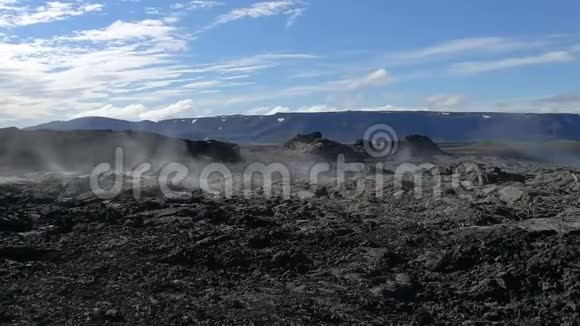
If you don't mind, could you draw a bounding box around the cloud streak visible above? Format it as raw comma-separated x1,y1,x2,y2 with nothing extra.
0,1,103,27
202,0,306,31
452,51,574,74
172,1,224,11
347,69,393,89
248,103,419,115
385,37,544,65
72,100,195,121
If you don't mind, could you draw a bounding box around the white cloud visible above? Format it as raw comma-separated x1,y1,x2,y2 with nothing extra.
204,0,306,31
248,105,291,115
426,94,466,110
536,93,580,106
220,74,249,80
142,99,194,120
248,103,417,115
183,80,224,89
0,1,103,27
73,99,194,121
491,93,580,114
0,17,320,124
188,68,396,110
285,7,304,28
72,104,150,120
0,18,191,121
347,68,393,89
145,7,160,15
529,93,580,113
172,1,224,10
64,19,187,50
452,51,574,74
0,0,18,8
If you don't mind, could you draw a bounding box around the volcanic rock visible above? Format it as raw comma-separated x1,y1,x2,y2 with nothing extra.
0,246,60,261
104,309,124,322
517,217,580,235
0,211,33,232
483,167,527,184
375,273,417,302
283,132,363,161
498,186,526,204
0,140,580,325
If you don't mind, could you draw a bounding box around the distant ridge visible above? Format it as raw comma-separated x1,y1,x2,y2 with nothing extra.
27,111,580,144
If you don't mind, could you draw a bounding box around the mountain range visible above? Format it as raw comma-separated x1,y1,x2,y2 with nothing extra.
27,111,580,144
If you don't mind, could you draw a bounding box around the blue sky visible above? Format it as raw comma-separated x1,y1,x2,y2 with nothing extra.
1,0,580,127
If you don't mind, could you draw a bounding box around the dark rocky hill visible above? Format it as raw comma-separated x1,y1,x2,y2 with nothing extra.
27,111,580,144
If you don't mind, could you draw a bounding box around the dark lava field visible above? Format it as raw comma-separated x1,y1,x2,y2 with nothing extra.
1,132,580,325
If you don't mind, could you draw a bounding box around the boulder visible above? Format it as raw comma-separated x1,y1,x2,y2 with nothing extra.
372,273,417,302
485,167,527,184
498,186,526,204
517,217,580,235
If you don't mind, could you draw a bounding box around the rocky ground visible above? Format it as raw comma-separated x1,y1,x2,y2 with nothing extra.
1,141,580,325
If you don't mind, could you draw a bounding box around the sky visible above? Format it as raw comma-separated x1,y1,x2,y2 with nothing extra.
1,0,580,127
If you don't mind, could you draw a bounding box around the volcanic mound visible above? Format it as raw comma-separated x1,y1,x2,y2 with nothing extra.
283,132,363,161
398,134,446,158
354,134,445,160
